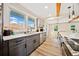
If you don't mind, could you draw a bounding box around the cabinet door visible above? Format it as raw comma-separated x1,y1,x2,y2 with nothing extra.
9,38,26,56
62,44,67,56
62,43,72,56
3,41,9,56
43,32,46,42
9,42,26,56
26,36,34,55
0,43,2,56
33,34,40,49
0,41,9,56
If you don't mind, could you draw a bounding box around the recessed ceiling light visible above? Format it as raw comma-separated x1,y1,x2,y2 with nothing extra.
45,6,48,9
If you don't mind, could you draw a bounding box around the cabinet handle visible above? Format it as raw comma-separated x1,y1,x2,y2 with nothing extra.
33,40,36,43
16,40,23,43
25,44,26,48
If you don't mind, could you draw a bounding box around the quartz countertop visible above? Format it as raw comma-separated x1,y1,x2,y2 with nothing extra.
64,38,79,56
61,33,79,39
60,32,79,56
3,31,46,41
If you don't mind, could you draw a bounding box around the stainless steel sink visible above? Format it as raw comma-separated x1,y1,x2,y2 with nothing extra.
67,39,79,51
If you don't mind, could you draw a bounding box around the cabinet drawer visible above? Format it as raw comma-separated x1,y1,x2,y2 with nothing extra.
26,37,34,55
33,34,40,49
33,38,40,49
34,34,40,39
43,32,46,36
9,42,26,56
9,37,25,47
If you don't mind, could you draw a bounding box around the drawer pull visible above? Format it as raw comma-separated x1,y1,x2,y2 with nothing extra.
25,44,26,48
16,40,23,43
33,40,36,43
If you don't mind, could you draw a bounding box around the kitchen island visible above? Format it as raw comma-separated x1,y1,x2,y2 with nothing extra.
60,32,79,56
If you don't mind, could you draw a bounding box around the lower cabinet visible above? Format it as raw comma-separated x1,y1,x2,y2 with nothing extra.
1,33,42,56
9,37,26,56
0,43,3,56
33,34,40,49
62,43,72,56
26,34,40,55
2,41,9,56
9,42,26,56
43,32,46,42
62,43,67,56
40,32,46,44
26,36,34,55
0,41,9,56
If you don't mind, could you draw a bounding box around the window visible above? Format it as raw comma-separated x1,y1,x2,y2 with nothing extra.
28,17,35,29
54,25,58,31
10,11,25,24
10,11,26,33
71,25,75,30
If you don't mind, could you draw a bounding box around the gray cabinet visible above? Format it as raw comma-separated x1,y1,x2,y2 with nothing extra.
43,32,46,42
2,41,9,56
33,34,40,49
0,40,9,56
0,43,3,56
9,37,26,56
1,33,41,56
26,34,40,55
26,36,34,55
40,32,46,44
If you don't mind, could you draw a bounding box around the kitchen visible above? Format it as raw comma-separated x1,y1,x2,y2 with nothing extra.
0,3,79,56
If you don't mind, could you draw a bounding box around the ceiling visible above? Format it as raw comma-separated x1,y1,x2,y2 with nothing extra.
60,3,79,17
20,3,56,18
20,3,79,19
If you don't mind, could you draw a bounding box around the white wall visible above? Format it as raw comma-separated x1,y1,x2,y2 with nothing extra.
3,3,38,32
3,3,45,33
46,16,79,39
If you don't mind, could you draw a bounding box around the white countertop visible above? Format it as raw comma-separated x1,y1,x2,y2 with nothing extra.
64,38,79,56
3,31,46,41
61,32,79,39
60,32,79,56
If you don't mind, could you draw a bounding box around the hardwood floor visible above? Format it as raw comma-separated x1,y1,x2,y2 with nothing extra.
30,37,62,56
